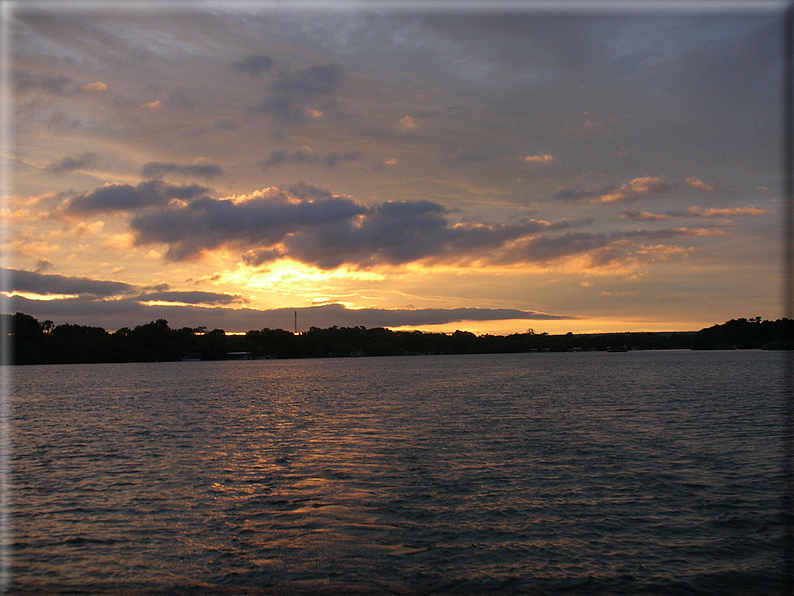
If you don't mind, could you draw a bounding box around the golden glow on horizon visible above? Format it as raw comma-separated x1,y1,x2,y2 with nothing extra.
387,316,718,337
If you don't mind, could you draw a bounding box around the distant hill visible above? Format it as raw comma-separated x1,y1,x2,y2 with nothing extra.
3,312,792,365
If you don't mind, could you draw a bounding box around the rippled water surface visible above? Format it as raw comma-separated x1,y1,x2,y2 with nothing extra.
11,351,786,594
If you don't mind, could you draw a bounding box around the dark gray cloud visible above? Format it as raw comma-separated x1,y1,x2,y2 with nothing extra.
497,227,705,266
137,290,247,305
554,177,671,204
46,151,98,173
241,248,284,267
15,70,76,94
34,257,54,272
67,180,209,214
5,268,247,308
231,54,274,76
274,64,342,96
141,161,224,180
124,181,572,267
258,148,361,168
164,89,196,111
257,63,343,120
45,110,83,131
287,182,333,200
5,267,137,298
507,232,611,263
213,119,239,130
130,190,367,261
452,151,492,164
5,297,572,333
280,203,569,269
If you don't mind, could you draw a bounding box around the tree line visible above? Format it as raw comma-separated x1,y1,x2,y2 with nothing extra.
5,312,793,365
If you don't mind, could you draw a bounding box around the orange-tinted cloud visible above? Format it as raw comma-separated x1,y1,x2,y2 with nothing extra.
84,81,107,91
556,176,670,203
687,206,769,217
685,177,717,192
398,116,420,132
524,154,555,163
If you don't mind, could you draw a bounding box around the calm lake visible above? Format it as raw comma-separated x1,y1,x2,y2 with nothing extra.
10,350,787,594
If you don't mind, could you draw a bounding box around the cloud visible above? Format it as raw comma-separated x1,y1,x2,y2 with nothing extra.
130,188,368,261
15,70,76,94
34,257,54,272
275,64,342,96
257,63,343,121
599,176,670,203
685,177,717,193
241,248,284,267
67,180,209,214
502,231,612,263
140,100,161,110
687,206,768,217
397,115,420,132
554,185,617,203
141,161,224,180
164,90,195,111
231,54,274,76
495,226,708,268
46,152,99,174
555,176,670,203
523,154,555,163
620,210,672,221
74,220,105,237
287,181,334,200
455,151,491,163
4,297,572,333
258,148,361,168
562,111,611,137
4,269,247,308
621,206,769,220
119,180,575,267
4,268,137,298
83,81,107,92
137,290,247,305
213,119,239,130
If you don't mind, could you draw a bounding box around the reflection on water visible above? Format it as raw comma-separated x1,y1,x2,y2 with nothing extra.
11,351,785,594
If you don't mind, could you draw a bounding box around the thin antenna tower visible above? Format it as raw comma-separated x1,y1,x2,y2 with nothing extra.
294,310,297,334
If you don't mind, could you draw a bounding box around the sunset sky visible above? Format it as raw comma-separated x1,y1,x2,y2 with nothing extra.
1,1,788,335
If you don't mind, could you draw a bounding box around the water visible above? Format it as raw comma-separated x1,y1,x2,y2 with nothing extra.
9,350,786,594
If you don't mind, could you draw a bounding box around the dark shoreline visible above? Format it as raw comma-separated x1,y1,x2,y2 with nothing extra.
7,312,793,365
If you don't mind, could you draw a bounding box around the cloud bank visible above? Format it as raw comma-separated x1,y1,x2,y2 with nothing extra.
5,294,572,333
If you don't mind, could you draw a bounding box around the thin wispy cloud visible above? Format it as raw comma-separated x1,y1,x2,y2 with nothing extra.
141,161,224,180
46,152,98,174
231,54,274,76
258,148,361,168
